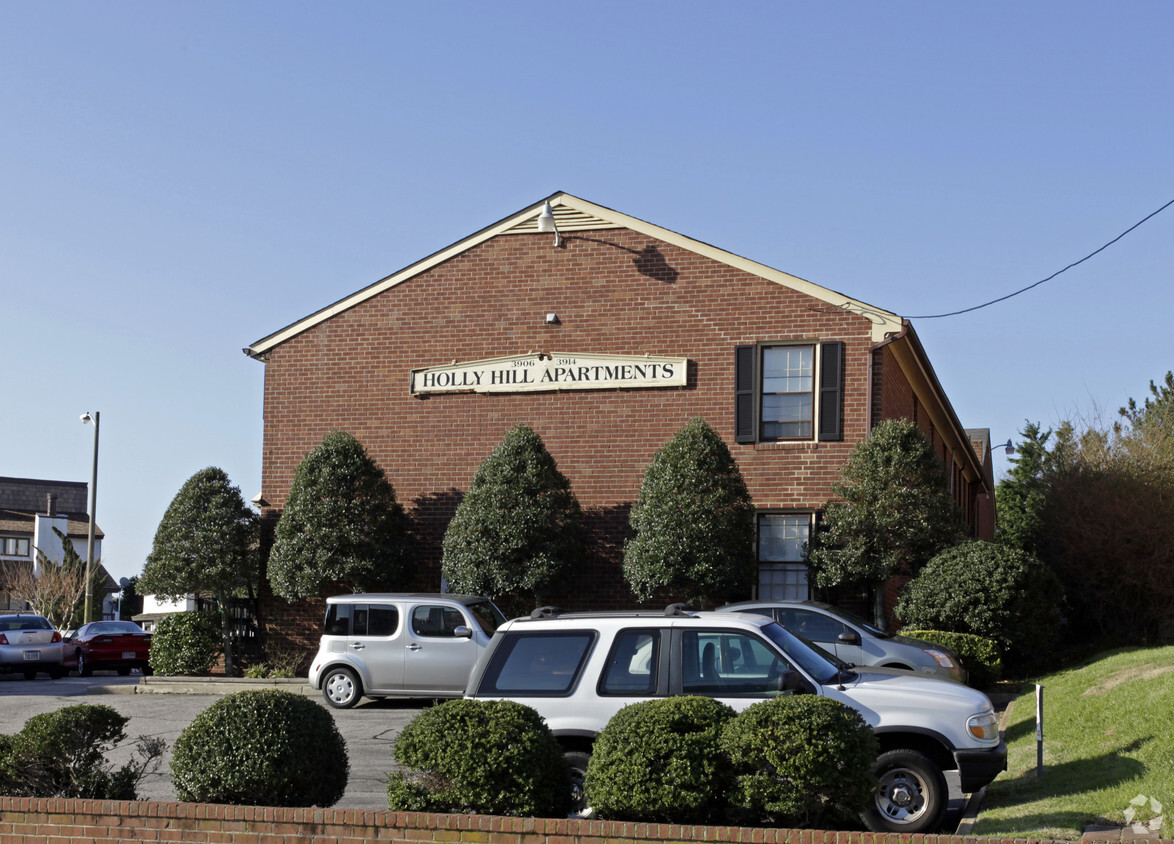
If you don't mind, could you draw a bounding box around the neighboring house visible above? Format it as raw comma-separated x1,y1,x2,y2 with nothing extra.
244,193,996,637
0,476,118,617
133,594,203,632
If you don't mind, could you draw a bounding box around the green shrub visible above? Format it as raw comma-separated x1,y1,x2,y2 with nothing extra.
0,704,165,799
387,699,569,817
586,696,735,823
720,695,878,828
149,610,223,676
896,539,1064,671
901,629,1003,688
171,690,348,806
242,642,306,678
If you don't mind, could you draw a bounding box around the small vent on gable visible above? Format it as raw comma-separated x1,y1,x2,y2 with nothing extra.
508,206,619,234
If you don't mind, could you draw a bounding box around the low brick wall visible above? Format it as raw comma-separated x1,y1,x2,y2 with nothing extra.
0,796,1097,844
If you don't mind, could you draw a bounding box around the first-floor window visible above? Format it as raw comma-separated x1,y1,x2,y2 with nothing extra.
757,513,812,600
1,537,30,558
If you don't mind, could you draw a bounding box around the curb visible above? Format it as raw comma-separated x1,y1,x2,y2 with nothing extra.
93,677,316,696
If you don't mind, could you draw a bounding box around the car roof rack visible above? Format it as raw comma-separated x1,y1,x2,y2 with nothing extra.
664,603,698,616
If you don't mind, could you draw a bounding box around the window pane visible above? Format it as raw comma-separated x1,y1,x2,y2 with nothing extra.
682,630,792,695
758,515,810,562
600,629,660,695
761,346,814,439
483,632,594,694
368,605,399,637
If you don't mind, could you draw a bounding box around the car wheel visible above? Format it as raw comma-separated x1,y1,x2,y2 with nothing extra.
48,667,64,679
563,749,594,819
861,748,947,834
141,664,153,676
23,669,37,680
322,667,362,709
117,666,131,676
77,650,93,677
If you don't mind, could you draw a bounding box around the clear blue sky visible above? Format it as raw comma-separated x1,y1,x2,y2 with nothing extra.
3,3,1171,584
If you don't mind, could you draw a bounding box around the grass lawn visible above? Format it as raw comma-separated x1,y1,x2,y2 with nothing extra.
975,645,1174,840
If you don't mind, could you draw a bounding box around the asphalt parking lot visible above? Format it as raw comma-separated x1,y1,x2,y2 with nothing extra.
0,672,430,808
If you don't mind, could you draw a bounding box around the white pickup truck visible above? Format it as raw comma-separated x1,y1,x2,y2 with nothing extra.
466,604,1006,833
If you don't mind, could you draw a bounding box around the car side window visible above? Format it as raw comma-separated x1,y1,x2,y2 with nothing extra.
479,631,595,695
599,629,660,696
788,610,849,643
324,604,352,636
366,605,399,637
682,630,796,695
411,605,466,638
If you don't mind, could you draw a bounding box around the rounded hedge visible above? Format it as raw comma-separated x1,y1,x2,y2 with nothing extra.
896,539,1063,669
586,696,735,823
171,690,348,806
387,699,570,817
900,629,1003,688
720,695,878,828
149,610,222,676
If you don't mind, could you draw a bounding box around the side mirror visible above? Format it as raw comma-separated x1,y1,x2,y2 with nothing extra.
453,625,472,639
838,631,861,645
777,669,813,695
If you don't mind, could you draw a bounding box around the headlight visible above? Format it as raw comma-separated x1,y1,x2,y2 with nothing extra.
967,712,999,741
923,649,956,668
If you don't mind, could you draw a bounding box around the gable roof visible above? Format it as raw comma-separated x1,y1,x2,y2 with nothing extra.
244,192,904,359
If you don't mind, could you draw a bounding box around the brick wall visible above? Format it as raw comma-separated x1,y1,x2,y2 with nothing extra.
254,228,979,643
0,797,1090,844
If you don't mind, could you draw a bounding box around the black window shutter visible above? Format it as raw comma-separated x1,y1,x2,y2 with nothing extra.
735,345,756,443
818,341,844,441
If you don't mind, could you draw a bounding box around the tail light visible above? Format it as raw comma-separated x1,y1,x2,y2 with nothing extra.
51,631,62,643
0,634,8,645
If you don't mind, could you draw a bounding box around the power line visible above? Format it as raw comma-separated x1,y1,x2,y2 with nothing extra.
906,196,1174,319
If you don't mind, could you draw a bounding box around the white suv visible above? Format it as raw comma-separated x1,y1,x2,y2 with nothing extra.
466,605,1006,833
308,593,505,708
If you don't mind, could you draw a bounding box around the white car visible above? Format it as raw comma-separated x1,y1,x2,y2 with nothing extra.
718,600,967,683
308,593,505,708
0,613,65,680
466,604,1005,833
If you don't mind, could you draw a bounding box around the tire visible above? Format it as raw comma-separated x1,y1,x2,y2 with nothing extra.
861,748,948,834
23,669,37,680
117,666,131,676
77,650,93,677
48,667,64,679
563,750,594,819
322,666,362,709
141,664,154,676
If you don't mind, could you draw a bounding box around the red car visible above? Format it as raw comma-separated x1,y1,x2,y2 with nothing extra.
64,621,153,676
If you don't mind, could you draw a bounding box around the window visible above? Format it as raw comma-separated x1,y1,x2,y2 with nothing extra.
599,629,661,696
681,629,794,695
323,603,398,637
411,605,467,637
1,538,30,558
480,631,595,695
735,342,844,443
757,513,812,601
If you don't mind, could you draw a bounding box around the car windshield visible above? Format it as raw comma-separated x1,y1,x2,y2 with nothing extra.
760,621,852,685
821,604,891,638
90,622,145,634
468,600,507,635
0,616,51,631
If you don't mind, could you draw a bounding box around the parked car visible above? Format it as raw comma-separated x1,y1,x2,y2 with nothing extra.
466,604,1005,833
718,600,966,683
0,613,64,679
64,620,153,676
308,593,507,709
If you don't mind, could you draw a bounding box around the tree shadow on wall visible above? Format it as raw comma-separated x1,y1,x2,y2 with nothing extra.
408,488,465,589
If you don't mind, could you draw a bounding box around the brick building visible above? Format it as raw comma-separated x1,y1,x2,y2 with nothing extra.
245,193,995,633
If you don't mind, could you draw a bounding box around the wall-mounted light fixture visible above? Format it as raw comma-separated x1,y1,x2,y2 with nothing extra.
545,313,560,325
995,439,1015,456
536,201,562,247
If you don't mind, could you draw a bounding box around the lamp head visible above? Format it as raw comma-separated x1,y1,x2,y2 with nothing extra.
536,201,557,234
81,413,93,424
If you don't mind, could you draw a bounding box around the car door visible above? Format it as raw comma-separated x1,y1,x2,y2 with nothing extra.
401,603,481,694
347,602,405,693
780,607,866,667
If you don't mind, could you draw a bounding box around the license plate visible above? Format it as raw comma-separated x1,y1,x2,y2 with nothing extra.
24,650,39,660
122,651,136,659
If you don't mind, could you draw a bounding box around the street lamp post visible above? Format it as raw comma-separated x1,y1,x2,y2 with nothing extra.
81,411,100,624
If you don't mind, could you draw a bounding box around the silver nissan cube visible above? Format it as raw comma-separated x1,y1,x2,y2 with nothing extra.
308,593,506,708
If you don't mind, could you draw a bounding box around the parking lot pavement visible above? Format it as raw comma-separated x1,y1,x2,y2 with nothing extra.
0,672,430,809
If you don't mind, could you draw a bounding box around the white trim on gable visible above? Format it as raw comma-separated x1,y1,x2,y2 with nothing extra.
244,192,903,359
